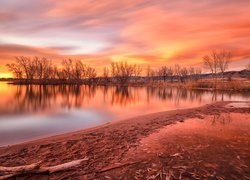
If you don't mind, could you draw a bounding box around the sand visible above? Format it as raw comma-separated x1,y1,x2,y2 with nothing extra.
0,101,249,179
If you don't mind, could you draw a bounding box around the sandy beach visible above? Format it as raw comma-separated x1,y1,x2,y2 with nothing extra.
0,101,249,179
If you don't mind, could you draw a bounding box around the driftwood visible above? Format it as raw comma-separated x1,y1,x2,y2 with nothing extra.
0,157,88,179
0,161,41,173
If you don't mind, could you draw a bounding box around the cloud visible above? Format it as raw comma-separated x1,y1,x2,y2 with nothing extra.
0,0,250,77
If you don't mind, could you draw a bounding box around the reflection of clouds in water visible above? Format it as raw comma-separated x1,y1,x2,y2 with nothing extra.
0,83,249,146
0,108,111,146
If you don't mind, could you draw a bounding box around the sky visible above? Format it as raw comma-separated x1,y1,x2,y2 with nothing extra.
0,0,250,77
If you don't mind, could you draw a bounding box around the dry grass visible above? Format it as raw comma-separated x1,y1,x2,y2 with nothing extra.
171,80,250,91
143,79,250,91
188,80,250,91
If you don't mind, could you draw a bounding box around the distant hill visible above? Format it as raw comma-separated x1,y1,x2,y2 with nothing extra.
203,69,250,78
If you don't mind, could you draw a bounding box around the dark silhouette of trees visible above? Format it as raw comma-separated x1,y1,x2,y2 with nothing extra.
33,57,53,80
6,63,23,80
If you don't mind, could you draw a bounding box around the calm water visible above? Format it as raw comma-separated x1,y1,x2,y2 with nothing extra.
0,82,249,146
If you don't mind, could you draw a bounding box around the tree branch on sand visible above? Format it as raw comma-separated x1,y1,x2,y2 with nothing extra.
0,158,88,179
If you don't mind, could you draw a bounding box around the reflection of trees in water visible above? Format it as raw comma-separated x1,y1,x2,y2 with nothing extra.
146,87,203,106
5,85,250,113
8,85,142,112
147,87,250,105
8,85,97,113
110,86,141,106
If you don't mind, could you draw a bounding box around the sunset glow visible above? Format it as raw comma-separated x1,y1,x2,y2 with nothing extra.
1,0,250,77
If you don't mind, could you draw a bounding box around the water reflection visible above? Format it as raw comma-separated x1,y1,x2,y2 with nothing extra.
1,84,250,114
0,83,249,146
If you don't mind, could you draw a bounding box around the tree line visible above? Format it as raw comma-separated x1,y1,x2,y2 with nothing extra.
6,50,235,84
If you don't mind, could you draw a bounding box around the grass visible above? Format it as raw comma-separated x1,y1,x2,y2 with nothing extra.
163,80,250,91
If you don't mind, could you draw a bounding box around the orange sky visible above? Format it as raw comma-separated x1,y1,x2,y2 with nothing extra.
0,0,250,77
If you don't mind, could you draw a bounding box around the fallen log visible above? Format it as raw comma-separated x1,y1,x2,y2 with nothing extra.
39,158,88,173
0,157,88,179
0,161,41,173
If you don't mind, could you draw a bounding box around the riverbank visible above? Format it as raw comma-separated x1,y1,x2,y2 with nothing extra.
0,101,249,179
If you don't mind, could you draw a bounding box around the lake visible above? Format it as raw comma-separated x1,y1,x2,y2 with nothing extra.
0,82,249,146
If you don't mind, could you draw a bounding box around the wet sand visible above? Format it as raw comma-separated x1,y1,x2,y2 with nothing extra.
0,101,249,179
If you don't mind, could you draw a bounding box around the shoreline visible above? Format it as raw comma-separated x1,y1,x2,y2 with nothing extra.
0,101,249,179
3,79,250,92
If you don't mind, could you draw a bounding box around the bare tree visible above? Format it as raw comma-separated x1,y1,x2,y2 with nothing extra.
217,50,231,79
86,66,97,82
194,67,202,81
203,51,219,81
158,66,168,82
62,59,74,80
103,67,109,82
33,57,53,80
203,50,231,81
133,65,142,77
14,56,29,79
174,64,181,82
147,66,156,82
73,60,86,81
188,67,195,81
6,63,23,80
110,62,138,84
157,66,174,82
188,67,202,82
180,67,188,83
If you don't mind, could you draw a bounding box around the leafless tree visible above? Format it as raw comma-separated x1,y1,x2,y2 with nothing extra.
217,50,231,79
188,67,202,81
158,66,168,82
73,60,86,81
157,66,174,82
180,67,188,83
194,67,202,81
6,63,23,80
110,61,139,84
147,66,156,82
204,50,231,81
86,66,97,81
103,67,109,82
33,57,53,80
62,59,74,80
133,65,142,77
174,64,181,82
203,51,219,81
